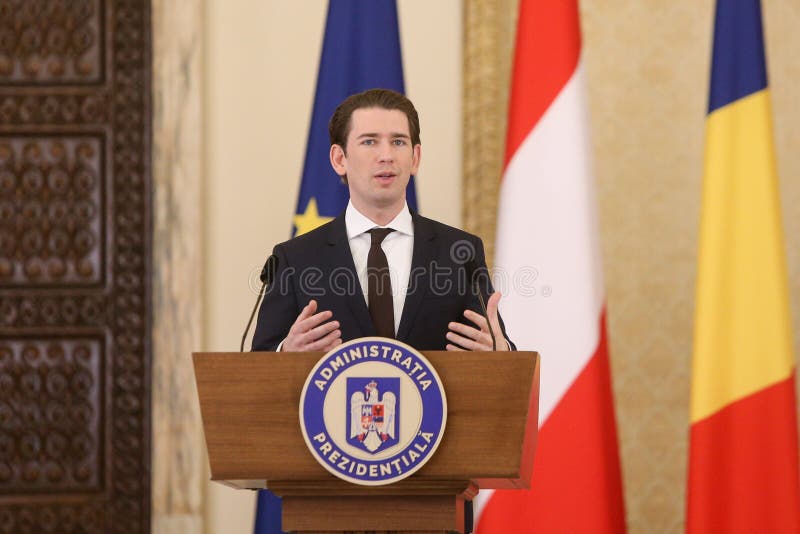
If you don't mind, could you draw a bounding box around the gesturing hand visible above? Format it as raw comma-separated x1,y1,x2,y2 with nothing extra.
445,291,510,352
282,300,343,352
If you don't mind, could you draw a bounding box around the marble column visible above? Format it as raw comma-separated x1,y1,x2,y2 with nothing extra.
462,0,517,265
151,1,205,532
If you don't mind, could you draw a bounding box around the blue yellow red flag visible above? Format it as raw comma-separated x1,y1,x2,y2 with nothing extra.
687,0,800,531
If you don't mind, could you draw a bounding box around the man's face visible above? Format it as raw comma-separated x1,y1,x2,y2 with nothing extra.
330,107,421,214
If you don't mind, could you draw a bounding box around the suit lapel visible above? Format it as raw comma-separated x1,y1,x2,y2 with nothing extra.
325,214,375,338
396,212,437,342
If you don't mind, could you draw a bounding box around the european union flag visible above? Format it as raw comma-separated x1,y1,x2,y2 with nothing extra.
255,1,417,532
290,0,418,238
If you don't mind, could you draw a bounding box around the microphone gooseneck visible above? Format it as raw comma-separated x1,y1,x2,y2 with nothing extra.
465,258,497,351
240,254,278,352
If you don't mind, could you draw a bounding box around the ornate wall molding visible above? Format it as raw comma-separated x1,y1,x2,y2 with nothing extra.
0,1,152,532
0,0,103,84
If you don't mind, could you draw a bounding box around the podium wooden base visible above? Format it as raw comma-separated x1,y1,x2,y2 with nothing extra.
275,481,476,534
283,495,464,533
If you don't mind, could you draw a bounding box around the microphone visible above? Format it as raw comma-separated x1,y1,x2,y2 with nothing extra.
464,258,497,351
240,254,278,352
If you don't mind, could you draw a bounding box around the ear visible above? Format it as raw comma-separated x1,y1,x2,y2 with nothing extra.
330,144,347,176
411,143,421,175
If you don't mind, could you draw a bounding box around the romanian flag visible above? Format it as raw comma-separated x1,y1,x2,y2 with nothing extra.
475,0,625,531
687,0,800,532
255,1,417,532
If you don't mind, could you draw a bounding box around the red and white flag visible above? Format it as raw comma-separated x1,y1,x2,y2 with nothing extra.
475,1,626,532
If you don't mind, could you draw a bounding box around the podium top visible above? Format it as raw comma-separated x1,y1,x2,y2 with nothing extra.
193,350,539,493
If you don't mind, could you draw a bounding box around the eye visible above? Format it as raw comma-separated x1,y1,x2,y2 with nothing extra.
392,139,407,146
361,139,375,146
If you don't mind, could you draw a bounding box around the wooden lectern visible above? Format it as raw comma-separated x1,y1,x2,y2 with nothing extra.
193,350,539,534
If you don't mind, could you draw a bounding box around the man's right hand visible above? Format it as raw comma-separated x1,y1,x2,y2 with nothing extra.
281,300,342,352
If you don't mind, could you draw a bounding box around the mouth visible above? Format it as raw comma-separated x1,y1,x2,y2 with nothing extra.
373,171,397,184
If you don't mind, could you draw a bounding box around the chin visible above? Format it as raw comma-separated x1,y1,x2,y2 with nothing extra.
370,193,405,206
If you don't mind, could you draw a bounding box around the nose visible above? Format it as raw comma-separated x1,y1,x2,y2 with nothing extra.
377,140,394,162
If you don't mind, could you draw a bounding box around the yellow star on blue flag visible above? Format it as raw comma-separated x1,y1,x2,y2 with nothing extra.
293,198,333,236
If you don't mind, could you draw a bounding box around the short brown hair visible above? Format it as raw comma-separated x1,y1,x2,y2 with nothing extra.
328,88,421,153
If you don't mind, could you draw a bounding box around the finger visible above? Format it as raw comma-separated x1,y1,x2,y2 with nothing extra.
446,343,466,352
289,301,319,334
295,310,334,333
448,320,482,339
305,329,342,351
487,291,503,330
449,321,493,347
486,291,501,318
322,337,343,351
462,310,488,331
446,330,490,351
302,319,340,344
297,299,318,321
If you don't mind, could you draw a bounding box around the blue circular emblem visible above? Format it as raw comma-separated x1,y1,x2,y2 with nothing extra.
299,337,447,486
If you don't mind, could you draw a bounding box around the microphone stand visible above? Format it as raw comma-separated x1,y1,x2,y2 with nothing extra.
240,255,277,352
467,260,497,351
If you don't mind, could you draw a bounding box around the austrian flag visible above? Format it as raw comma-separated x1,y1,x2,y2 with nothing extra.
475,0,626,532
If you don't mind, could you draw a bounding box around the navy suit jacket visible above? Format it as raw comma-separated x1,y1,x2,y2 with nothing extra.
251,210,514,352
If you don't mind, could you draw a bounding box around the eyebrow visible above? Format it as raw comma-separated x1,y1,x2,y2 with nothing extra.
356,132,411,139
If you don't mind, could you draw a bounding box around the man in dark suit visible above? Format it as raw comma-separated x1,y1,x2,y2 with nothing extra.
251,89,512,532
251,88,513,354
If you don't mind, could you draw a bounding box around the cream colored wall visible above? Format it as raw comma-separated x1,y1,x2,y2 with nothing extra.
201,1,462,532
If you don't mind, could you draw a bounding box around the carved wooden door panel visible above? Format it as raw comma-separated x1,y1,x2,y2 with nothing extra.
0,1,151,532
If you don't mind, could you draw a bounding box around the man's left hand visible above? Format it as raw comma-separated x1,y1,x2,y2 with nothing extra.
446,291,510,351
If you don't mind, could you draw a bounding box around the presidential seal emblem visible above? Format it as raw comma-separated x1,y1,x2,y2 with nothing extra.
299,337,447,486
348,377,399,453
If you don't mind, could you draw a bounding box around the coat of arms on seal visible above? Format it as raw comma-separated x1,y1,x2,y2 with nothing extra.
299,337,447,486
347,378,400,453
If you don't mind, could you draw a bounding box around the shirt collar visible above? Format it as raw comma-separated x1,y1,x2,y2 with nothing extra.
345,200,414,239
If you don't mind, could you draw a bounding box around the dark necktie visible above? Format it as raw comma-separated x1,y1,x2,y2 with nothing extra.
367,228,395,338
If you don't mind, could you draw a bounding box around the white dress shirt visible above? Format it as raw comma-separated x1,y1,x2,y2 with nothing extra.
347,201,509,349
345,200,413,334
